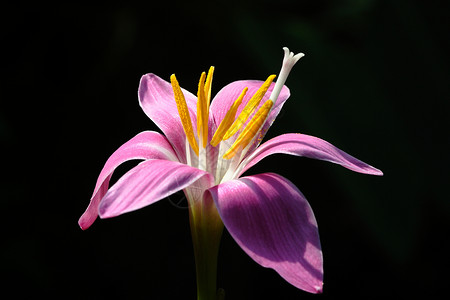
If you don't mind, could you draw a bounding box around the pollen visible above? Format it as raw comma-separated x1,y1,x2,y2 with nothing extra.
204,66,214,111
197,72,209,148
210,87,248,147
223,99,273,160
170,74,199,156
223,74,276,140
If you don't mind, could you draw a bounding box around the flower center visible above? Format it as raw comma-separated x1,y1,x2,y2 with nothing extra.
170,71,276,160
170,47,304,177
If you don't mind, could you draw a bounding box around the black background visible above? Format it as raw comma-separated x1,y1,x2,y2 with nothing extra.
2,1,449,299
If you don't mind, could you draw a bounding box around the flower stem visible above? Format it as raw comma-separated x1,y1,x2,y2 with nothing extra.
188,191,224,300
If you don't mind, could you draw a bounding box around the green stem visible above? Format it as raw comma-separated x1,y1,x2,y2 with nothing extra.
188,192,224,300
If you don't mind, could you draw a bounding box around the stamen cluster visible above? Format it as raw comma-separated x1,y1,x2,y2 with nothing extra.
170,47,305,183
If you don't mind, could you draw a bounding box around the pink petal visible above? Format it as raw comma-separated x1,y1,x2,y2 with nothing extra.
99,159,213,219
208,173,323,293
209,80,290,144
138,73,198,163
78,131,177,230
241,133,383,176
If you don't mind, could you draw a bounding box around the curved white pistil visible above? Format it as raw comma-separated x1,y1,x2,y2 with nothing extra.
226,47,305,180
269,47,304,105
173,47,304,183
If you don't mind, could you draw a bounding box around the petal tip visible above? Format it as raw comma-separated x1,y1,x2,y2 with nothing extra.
368,166,383,176
138,73,161,93
78,211,98,230
78,218,92,231
314,283,324,294
139,73,153,86
98,199,117,220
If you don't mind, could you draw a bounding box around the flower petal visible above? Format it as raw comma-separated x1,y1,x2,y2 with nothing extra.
99,159,213,219
138,73,198,162
78,131,177,230
209,80,290,143
240,133,383,176
208,173,323,293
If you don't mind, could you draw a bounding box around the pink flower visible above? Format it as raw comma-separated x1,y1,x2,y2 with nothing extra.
79,47,382,296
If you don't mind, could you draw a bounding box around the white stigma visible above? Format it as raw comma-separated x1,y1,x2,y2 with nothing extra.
269,47,305,103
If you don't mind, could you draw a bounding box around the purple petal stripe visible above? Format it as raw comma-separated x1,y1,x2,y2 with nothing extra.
208,173,323,293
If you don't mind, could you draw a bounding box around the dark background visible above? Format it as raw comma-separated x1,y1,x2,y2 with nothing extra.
3,0,449,299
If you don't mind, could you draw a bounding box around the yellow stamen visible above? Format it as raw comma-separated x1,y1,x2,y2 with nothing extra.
223,99,274,159
223,75,276,140
210,87,248,147
204,66,214,112
170,74,199,156
197,72,208,148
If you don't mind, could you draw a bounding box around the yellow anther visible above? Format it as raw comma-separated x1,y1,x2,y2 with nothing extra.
210,87,248,147
170,74,199,156
197,72,209,148
223,99,274,160
204,66,214,111
223,74,276,140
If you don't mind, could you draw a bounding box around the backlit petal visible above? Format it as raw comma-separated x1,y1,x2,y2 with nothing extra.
240,133,383,176
78,131,177,230
210,80,290,144
208,173,323,293
99,159,213,219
